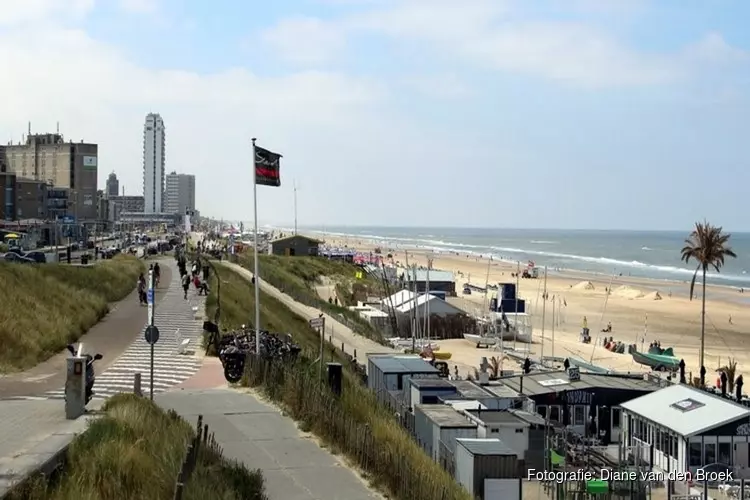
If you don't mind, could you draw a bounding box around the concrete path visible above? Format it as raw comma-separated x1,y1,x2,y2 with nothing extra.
0,399,102,497
156,388,382,500
34,260,207,401
218,261,397,372
0,262,172,399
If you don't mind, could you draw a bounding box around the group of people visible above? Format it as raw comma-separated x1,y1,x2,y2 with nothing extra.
136,262,161,305
177,252,210,300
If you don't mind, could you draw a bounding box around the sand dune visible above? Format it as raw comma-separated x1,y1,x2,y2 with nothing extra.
572,280,595,291
612,285,644,300
643,291,663,301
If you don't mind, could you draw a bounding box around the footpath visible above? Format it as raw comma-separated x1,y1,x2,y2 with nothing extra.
157,388,382,500
219,261,397,370
0,260,207,497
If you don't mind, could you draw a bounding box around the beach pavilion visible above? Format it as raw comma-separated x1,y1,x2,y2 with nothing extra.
620,383,750,475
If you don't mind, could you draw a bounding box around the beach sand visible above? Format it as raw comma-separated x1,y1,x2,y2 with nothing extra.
323,235,750,381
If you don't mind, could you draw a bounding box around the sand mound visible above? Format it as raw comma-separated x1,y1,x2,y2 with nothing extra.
572,281,595,291
643,291,662,301
613,285,644,300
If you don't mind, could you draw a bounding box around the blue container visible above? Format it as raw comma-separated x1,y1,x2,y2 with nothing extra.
500,283,517,300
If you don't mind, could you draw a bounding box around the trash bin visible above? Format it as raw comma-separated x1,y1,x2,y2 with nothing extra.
81,254,90,265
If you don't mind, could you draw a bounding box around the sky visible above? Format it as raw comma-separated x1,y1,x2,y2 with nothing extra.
0,0,748,231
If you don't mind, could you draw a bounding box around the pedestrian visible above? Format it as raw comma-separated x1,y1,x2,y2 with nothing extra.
137,273,147,305
154,262,161,286
181,272,191,300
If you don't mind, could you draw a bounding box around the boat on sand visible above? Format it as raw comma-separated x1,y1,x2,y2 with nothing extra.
630,346,680,372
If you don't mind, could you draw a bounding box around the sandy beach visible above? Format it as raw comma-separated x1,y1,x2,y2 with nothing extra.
321,234,750,381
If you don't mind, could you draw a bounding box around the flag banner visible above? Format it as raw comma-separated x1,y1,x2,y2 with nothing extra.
254,145,282,187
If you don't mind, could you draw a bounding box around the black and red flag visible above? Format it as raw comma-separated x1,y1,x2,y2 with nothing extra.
254,145,282,187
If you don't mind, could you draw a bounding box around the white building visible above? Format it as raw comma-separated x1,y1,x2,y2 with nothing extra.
143,113,166,213
395,294,464,318
165,171,196,215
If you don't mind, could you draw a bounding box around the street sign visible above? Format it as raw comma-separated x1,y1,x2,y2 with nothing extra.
309,317,324,329
145,325,160,344
147,270,155,325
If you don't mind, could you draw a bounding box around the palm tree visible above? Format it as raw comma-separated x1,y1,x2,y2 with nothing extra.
680,221,737,372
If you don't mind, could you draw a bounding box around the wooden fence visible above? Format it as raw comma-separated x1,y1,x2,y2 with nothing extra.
172,414,222,500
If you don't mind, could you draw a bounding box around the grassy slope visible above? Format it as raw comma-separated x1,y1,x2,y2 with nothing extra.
206,263,470,500
0,256,145,372
10,393,266,500
236,253,385,343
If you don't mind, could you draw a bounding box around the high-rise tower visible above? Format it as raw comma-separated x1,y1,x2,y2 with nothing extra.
142,113,165,213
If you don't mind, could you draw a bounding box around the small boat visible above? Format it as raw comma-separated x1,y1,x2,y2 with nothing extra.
433,351,452,360
567,356,611,374
631,349,680,372
463,333,498,347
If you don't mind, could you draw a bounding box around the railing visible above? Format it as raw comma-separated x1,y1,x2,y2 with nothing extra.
173,414,221,500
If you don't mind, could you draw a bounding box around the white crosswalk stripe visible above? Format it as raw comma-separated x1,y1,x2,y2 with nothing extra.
9,261,207,401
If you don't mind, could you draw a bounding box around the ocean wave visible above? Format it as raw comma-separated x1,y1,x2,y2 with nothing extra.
313,229,749,284
641,246,652,251
530,240,558,245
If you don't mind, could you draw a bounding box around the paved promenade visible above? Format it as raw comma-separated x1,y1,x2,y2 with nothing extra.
157,388,382,500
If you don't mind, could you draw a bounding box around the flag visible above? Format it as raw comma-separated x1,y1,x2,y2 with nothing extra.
254,145,282,187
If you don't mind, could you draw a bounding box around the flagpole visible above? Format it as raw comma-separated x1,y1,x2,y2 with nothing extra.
251,137,261,354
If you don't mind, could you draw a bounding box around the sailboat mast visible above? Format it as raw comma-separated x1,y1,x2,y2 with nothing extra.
293,180,298,235
551,295,556,360
426,256,432,345
540,266,548,367
514,260,520,350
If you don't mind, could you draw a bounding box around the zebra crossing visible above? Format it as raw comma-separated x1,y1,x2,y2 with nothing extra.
12,262,207,401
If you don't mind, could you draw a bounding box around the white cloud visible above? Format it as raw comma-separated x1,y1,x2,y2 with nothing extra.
401,74,470,98
259,17,348,65
118,0,159,14
0,14,446,222
263,0,746,89
0,0,94,26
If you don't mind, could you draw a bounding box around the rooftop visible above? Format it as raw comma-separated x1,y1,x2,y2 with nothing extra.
456,438,516,456
271,235,323,244
415,404,477,428
451,380,496,400
620,384,750,437
406,269,455,283
368,354,440,375
500,371,659,397
508,409,547,426
380,289,415,308
410,378,456,390
482,383,521,399
466,409,527,426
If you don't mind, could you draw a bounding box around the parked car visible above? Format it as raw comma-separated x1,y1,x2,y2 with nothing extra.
4,252,35,263
23,251,47,263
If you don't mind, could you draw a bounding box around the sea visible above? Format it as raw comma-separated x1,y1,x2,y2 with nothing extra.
302,226,750,289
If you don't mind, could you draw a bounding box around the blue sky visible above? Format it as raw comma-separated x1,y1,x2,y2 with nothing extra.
0,0,748,230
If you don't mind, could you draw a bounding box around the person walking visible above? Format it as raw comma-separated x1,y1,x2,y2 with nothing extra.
154,262,161,286
181,272,191,300
137,273,147,305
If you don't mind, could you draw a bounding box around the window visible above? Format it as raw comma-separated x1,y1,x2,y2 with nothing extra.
719,442,732,465
689,442,703,466
490,428,499,433
537,405,547,419
549,406,560,422
612,408,621,427
574,406,585,426
705,443,716,464
515,428,524,434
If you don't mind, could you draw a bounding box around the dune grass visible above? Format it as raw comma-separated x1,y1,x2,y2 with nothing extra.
9,393,266,500
207,263,471,500
0,256,144,372
234,252,386,343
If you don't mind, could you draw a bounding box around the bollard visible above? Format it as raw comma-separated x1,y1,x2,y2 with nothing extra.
134,373,142,397
65,356,87,420
353,349,357,360
341,342,345,352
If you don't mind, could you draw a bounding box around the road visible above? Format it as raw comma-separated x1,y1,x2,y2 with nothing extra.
0,261,203,400
157,388,383,500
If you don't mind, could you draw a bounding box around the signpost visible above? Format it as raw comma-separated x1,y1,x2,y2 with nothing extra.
145,269,158,400
309,316,325,381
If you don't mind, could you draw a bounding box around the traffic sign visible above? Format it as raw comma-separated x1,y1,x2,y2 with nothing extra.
309,317,324,329
147,289,154,304
145,325,160,344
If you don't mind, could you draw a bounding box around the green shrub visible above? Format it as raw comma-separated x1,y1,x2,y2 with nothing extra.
0,256,145,372
9,393,266,500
